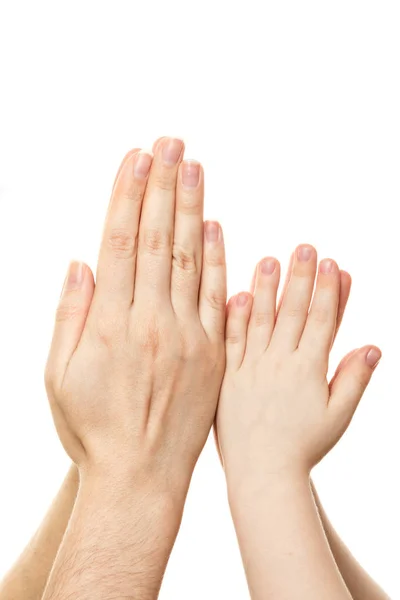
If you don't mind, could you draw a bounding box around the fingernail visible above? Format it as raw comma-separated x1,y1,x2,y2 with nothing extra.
205,221,220,243
237,293,249,307
182,160,200,188
152,137,166,153
162,138,184,166
134,151,153,179
320,259,336,274
297,245,313,262
366,348,382,368
62,261,84,295
261,258,276,275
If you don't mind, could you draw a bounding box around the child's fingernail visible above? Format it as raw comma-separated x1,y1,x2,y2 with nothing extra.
320,259,336,274
182,160,200,188
62,262,84,295
237,293,249,307
134,151,153,179
366,348,382,368
162,137,184,166
261,258,276,275
297,245,313,262
205,221,221,243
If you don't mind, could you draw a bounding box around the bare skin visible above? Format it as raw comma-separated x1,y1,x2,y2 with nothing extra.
0,466,79,600
0,149,390,598
216,246,385,599
41,137,227,599
0,151,141,600
312,483,391,600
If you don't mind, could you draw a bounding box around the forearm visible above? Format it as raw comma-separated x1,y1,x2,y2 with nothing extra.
0,464,79,600
312,482,390,600
229,472,353,600
42,469,184,600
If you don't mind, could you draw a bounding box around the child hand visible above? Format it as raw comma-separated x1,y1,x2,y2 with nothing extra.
217,245,381,487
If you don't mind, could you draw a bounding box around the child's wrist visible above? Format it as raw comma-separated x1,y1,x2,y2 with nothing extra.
226,462,311,510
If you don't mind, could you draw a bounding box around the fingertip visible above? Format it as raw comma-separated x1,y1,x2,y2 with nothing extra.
132,150,153,180
340,269,352,284
364,345,382,369
112,148,141,190
226,295,235,312
60,261,86,297
152,136,167,153
236,291,253,308
296,244,317,263
179,159,203,190
204,220,223,244
259,257,278,276
50,261,94,377
225,292,252,368
59,261,95,310
319,258,339,275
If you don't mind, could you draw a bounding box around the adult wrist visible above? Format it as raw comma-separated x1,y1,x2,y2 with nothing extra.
78,463,188,531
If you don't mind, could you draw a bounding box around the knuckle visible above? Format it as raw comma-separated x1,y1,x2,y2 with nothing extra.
205,251,226,268
205,289,226,312
141,228,172,255
91,311,125,348
252,310,275,328
94,319,113,347
153,171,176,192
225,331,242,345
172,244,198,273
177,193,202,216
108,228,137,259
139,319,161,357
55,302,82,323
284,305,307,319
119,187,144,207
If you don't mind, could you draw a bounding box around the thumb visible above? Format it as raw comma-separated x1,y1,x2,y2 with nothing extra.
45,261,95,388
329,347,359,389
329,345,382,421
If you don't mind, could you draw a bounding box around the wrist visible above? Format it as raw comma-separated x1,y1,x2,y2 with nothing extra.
227,465,311,515
78,465,187,531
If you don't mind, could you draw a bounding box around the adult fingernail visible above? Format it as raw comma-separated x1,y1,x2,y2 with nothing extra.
205,221,220,243
366,348,382,368
261,258,276,275
182,160,200,188
162,138,184,166
297,245,313,262
62,261,84,295
134,151,153,179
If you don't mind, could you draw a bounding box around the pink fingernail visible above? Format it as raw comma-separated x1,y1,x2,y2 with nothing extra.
162,138,184,166
62,261,84,295
261,258,276,275
320,259,336,274
205,221,220,243
297,245,313,262
134,151,153,179
182,160,200,188
237,293,249,307
365,348,382,368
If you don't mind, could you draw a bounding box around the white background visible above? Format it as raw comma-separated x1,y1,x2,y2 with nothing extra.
0,1,399,598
